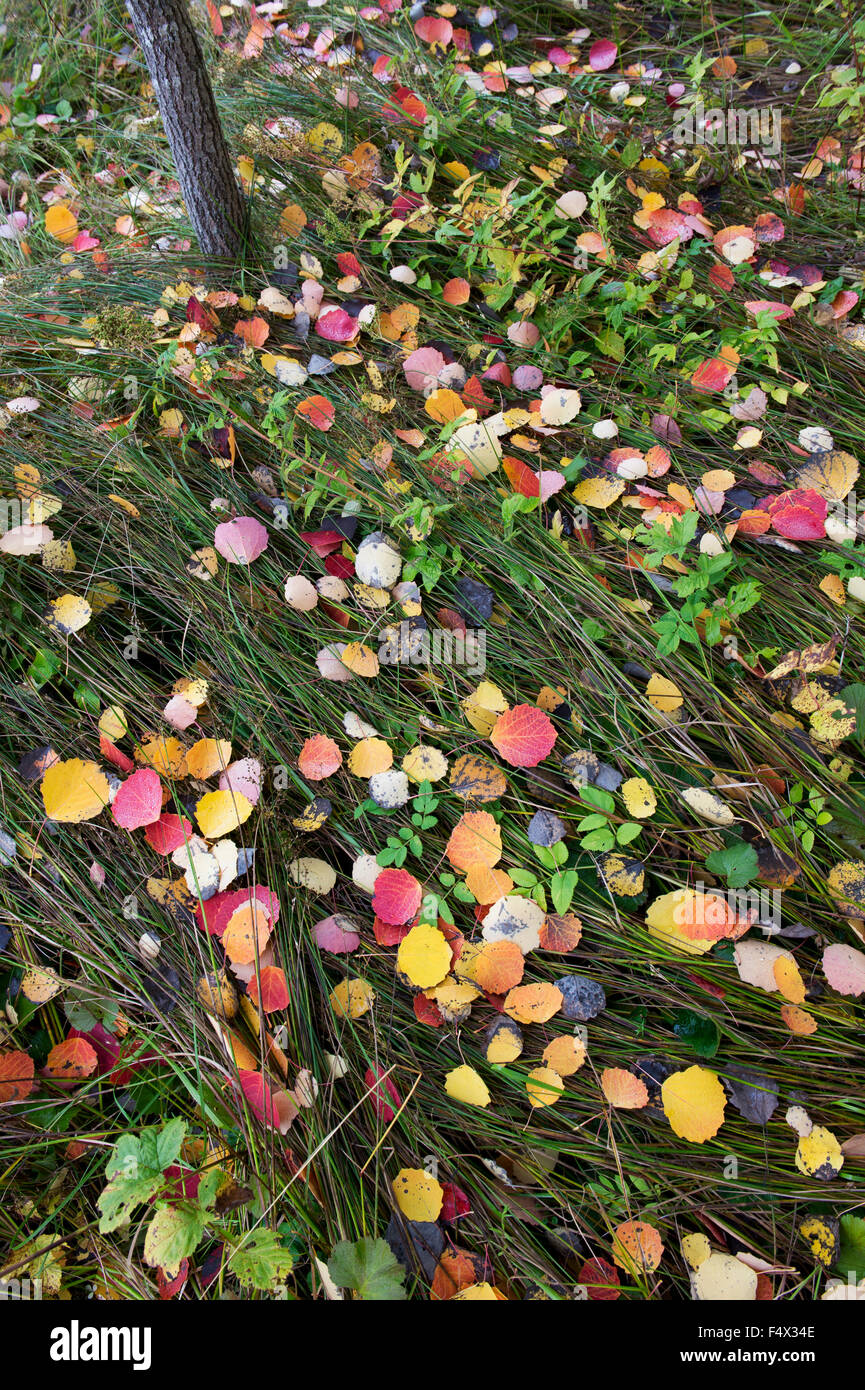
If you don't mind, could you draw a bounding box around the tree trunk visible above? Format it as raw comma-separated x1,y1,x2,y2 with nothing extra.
126,0,244,258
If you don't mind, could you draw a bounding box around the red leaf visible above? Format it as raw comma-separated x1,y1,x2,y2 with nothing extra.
196,885,281,937
414,15,453,44
186,294,218,329
336,251,362,278
372,867,423,925
490,704,557,768
413,993,444,1027
440,1182,471,1222
765,488,827,540
316,308,357,342
744,299,794,320
145,812,193,855
299,529,343,557
364,1065,401,1122
296,395,335,431
248,965,290,1013
111,767,163,830
373,913,414,945
577,1256,621,1300
691,357,736,393
99,734,135,773
158,1258,189,1299
239,1070,280,1127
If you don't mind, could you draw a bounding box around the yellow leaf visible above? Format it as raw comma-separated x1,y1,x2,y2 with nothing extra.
307,122,343,157
425,388,465,424
98,711,127,745
692,1252,758,1301
662,1065,726,1143
795,1126,844,1179
485,1017,523,1064
461,680,509,736
41,539,76,573
600,852,645,897
444,1064,491,1108
503,982,563,1024
681,1233,711,1269
195,789,253,838
621,777,656,819
41,758,110,823
794,450,859,502
646,672,683,712
401,745,448,783
392,1167,443,1221
800,1215,839,1267
347,738,393,777
329,977,375,1019
572,475,625,508
542,1034,586,1075
450,1283,503,1300
340,642,380,678
44,593,91,636
186,738,233,780
526,1066,564,1108
45,203,78,243
819,574,846,606
397,923,452,988
135,736,187,780
773,954,806,1004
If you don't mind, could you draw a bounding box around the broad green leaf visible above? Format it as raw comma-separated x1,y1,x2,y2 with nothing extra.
229,1231,295,1290
328,1237,407,1301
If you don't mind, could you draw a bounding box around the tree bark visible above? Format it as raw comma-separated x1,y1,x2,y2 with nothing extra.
126,0,245,258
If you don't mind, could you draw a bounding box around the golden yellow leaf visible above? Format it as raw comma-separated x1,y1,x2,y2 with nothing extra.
572,475,626,509
392,1167,443,1222
135,736,188,780
444,1063,491,1108
340,642,380,678
187,738,232,780
646,673,683,712
795,1126,843,1179
41,758,110,823
397,922,452,988
347,738,393,777
662,1065,726,1143
195,789,253,839
45,202,78,243
542,1034,586,1075
526,1066,564,1108
330,977,375,1019
503,981,563,1024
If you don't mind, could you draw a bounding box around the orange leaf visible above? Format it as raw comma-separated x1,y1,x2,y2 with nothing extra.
601,1067,649,1109
298,735,343,781
0,1049,35,1102
44,1037,98,1082
446,811,502,870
